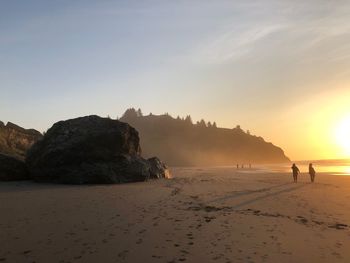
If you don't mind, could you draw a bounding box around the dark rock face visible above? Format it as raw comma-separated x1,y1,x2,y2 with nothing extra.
0,153,28,181
26,115,169,184
148,157,170,179
0,121,42,160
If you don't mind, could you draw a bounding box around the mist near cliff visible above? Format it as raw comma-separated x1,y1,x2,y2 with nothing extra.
120,109,289,166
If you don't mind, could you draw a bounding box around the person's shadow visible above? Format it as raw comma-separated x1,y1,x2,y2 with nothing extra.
207,182,307,210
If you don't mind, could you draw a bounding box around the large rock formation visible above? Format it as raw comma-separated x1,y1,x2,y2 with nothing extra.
120,108,290,166
0,121,42,160
26,115,170,184
0,153,28,181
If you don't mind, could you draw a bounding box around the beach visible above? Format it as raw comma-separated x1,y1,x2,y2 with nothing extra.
1,167,350,263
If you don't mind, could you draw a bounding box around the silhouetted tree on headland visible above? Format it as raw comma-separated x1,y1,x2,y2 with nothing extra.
185,115,193,125
122,108,144,119
122,108,138,119
197,119,207,128
137,108,143,117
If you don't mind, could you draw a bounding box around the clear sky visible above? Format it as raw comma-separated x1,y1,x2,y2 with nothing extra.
1,0,350,160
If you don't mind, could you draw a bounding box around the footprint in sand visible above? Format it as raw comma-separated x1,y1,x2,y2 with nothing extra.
118,250,129,259
204,216,216,223
296,216,308,224
171,188,181,196
328,223,348,230
335,242,343,248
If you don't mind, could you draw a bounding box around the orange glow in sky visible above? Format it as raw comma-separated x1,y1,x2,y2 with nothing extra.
334,114,350,156
260,87,350,161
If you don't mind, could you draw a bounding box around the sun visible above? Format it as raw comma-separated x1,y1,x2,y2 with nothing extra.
334,115,350,156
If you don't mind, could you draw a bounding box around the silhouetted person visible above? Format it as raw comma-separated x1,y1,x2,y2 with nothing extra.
249,163,251,169
236,164,239,169
241,164,244,169
291,163,300,183
309,163,316,183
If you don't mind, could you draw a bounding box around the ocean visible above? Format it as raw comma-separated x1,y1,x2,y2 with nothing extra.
260,159,350,175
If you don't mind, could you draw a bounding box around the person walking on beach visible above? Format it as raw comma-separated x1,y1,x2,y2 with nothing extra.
309,163,316,183
291,163,300,183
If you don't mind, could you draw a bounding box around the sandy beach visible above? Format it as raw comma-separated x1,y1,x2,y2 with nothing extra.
1,167,350,263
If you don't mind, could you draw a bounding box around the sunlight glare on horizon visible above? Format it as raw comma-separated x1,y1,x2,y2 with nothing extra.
334,114,350,156
312,89,350,160
278,87,350,160
315,89,350,159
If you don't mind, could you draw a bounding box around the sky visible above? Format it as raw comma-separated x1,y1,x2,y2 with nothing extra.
1,0,350,160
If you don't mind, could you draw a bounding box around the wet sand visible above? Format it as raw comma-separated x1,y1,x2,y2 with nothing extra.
1,167,350,262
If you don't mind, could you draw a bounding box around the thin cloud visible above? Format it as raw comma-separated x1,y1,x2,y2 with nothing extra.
192,24,288,64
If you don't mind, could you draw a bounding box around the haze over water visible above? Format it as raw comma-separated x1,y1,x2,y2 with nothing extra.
247,159,350,175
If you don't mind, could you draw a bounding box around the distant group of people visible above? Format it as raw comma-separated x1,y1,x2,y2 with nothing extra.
291,163,316,183
236,164,252,169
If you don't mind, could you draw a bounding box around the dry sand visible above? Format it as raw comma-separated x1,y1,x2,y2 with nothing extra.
1,167,350,263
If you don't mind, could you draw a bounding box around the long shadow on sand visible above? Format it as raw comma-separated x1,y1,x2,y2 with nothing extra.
231,183,307,210
208,183,307,210
207,182,293,204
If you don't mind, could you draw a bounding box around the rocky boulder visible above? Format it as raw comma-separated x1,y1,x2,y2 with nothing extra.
148,157,171,179
0,121,42,159
0,153,28,181
26,115,169,184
